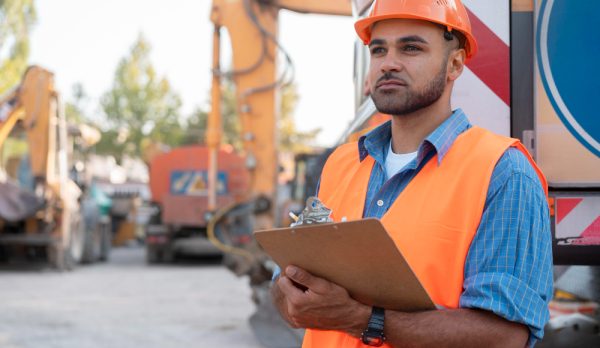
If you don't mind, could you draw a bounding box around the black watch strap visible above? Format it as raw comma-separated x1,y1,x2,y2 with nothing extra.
361,306,386,346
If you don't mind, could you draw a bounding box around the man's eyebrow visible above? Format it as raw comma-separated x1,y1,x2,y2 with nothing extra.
368,38,385,47
369,35,429,47
397,35,428,44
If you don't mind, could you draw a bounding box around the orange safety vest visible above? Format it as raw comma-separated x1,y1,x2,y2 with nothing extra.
302,126,547,348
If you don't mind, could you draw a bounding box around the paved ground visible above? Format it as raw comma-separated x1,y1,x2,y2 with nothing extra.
0,246,263,348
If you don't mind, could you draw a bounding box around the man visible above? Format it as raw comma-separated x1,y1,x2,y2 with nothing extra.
271,0,552,347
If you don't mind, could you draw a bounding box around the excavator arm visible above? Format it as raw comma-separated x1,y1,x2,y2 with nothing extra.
207,0,352,226
0,66,58,181
206,2,352,346
267,0,352,16
0,89,25,150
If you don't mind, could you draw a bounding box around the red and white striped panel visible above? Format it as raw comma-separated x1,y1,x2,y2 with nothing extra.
452,0,510,136
556,197,600,246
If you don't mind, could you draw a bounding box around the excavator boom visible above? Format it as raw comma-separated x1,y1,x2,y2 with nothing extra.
269,0,352,16
207,0,351,219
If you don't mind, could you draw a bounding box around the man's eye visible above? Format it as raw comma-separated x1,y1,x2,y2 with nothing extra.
403,45,421,52
370,47,386,55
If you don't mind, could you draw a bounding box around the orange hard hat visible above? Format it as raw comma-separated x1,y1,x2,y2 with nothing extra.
355,0,478,60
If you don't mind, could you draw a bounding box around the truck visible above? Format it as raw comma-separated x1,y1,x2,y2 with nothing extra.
144,145,250,263
206,0,599,346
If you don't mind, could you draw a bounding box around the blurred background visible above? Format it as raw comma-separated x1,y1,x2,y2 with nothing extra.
0,1,355,347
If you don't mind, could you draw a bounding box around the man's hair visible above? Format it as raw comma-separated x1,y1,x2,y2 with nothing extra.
437,24,465,53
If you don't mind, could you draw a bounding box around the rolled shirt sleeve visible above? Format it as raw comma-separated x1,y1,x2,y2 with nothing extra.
459,148,553,346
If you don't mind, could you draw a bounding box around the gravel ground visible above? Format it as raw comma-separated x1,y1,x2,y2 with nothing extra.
0,246,263,348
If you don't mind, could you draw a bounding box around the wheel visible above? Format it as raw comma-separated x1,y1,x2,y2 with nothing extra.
47,241,75,271
80,224,97,264
162,248,174,263
146,245,162,264
98,217,111,262
68,211,85,265
80,199,102,263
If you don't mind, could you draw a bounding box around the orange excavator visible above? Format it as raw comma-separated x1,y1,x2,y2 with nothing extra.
0,66,93,269
204,0,352,346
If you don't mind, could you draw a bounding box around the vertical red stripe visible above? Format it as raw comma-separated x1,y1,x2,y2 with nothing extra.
465,8,511,105
556,198,583,224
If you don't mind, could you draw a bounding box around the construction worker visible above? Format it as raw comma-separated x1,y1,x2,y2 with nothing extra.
271,0,552,347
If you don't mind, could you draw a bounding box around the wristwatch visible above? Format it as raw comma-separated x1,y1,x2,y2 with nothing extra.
361,306,386,346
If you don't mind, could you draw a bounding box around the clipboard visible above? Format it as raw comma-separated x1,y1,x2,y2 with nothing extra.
254,218,435,312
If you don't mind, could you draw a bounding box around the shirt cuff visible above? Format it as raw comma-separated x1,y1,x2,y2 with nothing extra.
460,272,551,346
271,265,281,281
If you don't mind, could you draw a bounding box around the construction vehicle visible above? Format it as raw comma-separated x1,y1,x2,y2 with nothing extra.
145,145,249,263
0,66,108,269
204,1,351,345
206,0,599,346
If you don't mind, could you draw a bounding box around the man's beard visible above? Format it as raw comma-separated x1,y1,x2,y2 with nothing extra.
371,63,447,116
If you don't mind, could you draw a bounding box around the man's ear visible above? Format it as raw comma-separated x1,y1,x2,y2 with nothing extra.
447,49,466,82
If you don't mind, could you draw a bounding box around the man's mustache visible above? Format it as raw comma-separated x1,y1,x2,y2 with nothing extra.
376,72,407,87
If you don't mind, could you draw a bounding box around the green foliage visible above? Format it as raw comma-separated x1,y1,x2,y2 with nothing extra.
99,34,183,160
65,83,88,124
0,0,36,95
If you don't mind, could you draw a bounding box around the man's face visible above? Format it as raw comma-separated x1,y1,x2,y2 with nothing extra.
367,19,452,116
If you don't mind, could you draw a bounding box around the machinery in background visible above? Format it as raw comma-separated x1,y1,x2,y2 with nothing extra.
204,1,352,346
0,66,108,269
145,145,249,263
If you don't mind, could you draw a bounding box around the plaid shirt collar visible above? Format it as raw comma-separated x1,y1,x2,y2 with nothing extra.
358,109,471,167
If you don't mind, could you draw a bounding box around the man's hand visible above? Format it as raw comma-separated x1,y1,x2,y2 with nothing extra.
270,265,370,336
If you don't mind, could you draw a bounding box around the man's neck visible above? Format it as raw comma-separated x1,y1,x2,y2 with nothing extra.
390,101,452,154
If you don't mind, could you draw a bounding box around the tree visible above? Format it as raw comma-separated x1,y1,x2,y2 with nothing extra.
0,0,37,95
65,83,88,124
99,33,183,160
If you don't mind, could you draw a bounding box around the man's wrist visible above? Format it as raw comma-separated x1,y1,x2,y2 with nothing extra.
344,302,372,337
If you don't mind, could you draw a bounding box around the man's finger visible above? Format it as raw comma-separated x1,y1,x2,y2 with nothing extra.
277,275,305,298
285,265,330,293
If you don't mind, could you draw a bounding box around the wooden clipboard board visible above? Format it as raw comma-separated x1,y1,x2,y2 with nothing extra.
254,218,435,312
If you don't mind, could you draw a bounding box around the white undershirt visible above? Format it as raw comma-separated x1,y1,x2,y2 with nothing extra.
385,140,418,180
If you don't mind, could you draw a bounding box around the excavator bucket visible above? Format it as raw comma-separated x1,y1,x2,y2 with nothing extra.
0,182,45,222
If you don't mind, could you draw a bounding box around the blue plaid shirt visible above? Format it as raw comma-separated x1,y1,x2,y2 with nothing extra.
359,109,552,345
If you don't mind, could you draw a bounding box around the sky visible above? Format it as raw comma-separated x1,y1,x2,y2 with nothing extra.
28,0,357,147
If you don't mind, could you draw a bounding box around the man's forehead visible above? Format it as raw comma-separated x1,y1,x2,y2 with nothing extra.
370,18,443,40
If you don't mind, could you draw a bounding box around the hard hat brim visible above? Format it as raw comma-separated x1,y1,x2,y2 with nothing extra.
355,13,478,60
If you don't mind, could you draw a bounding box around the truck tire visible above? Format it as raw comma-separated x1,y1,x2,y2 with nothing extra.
98,218,111,262
80,225,97,264
81,199,102,264
69,212,86,265
48,241,75,271
146,245,162,264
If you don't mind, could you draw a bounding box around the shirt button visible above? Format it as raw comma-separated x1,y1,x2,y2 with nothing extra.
377,199,384,207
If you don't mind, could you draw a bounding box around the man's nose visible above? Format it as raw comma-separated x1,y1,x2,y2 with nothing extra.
380,53,403,73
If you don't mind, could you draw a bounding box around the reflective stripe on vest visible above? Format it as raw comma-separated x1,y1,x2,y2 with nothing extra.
302,126,547,348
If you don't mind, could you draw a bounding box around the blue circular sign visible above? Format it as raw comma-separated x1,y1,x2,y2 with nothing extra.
537,0,600,158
